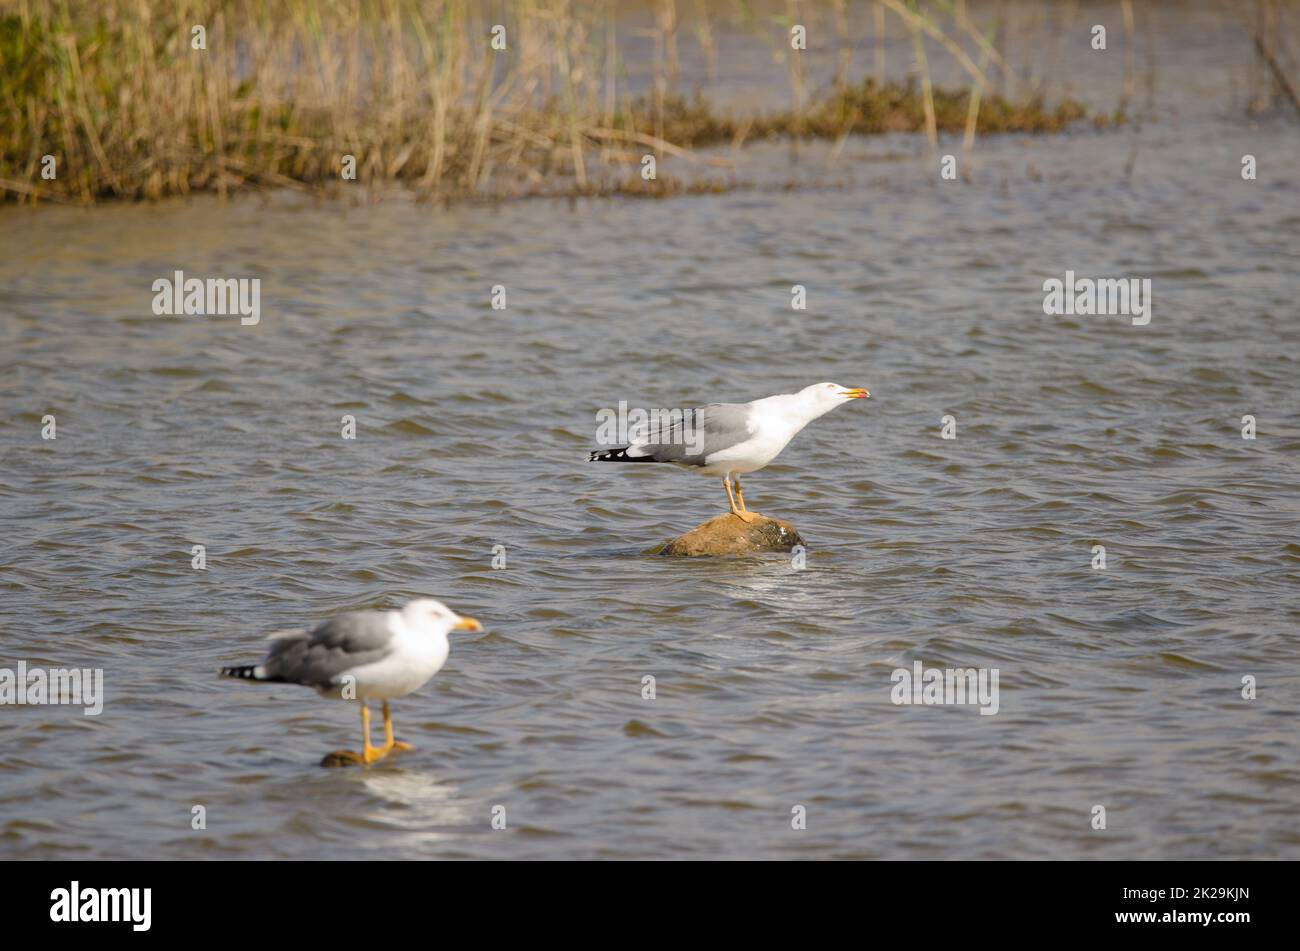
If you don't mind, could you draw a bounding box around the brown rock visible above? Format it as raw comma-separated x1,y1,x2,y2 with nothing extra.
320,750,363,768
655,512,805,557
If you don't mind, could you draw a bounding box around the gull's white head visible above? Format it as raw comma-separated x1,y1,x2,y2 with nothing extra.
401,598,484,635
800,381,871,413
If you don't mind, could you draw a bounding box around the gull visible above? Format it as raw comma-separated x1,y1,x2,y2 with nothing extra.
220,598,482,766
589,382,869,522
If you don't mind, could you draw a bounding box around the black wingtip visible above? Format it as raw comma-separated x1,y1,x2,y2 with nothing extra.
590,447,657,462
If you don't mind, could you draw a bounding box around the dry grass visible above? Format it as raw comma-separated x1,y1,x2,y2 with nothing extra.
0,0,1094,206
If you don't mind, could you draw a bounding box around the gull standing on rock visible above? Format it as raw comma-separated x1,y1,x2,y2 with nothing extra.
589,382,869,521
220,598,482,767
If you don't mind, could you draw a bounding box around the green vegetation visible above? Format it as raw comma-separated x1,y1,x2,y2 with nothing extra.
0,1,1093,205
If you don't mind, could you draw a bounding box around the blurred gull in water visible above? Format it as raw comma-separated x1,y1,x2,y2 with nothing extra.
220,598,483,767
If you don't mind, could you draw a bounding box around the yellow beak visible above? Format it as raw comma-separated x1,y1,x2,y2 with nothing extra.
452,616,483,632
844,387,870,399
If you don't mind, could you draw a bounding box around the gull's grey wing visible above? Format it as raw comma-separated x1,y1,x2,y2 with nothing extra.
627,402,754,466
260,611,396,687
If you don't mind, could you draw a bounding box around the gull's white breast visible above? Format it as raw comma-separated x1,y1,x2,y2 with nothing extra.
700,397,806,475
342,617,450,701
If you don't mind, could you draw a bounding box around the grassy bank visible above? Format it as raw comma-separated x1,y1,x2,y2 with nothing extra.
1,0,1094,206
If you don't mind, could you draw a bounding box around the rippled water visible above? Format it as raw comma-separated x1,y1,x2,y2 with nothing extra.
3,7,1300,859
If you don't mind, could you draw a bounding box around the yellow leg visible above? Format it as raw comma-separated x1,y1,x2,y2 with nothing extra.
381,700,413,754
361,702,389,764
321,701,387,767
734,477,749,512
724,476,758,523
